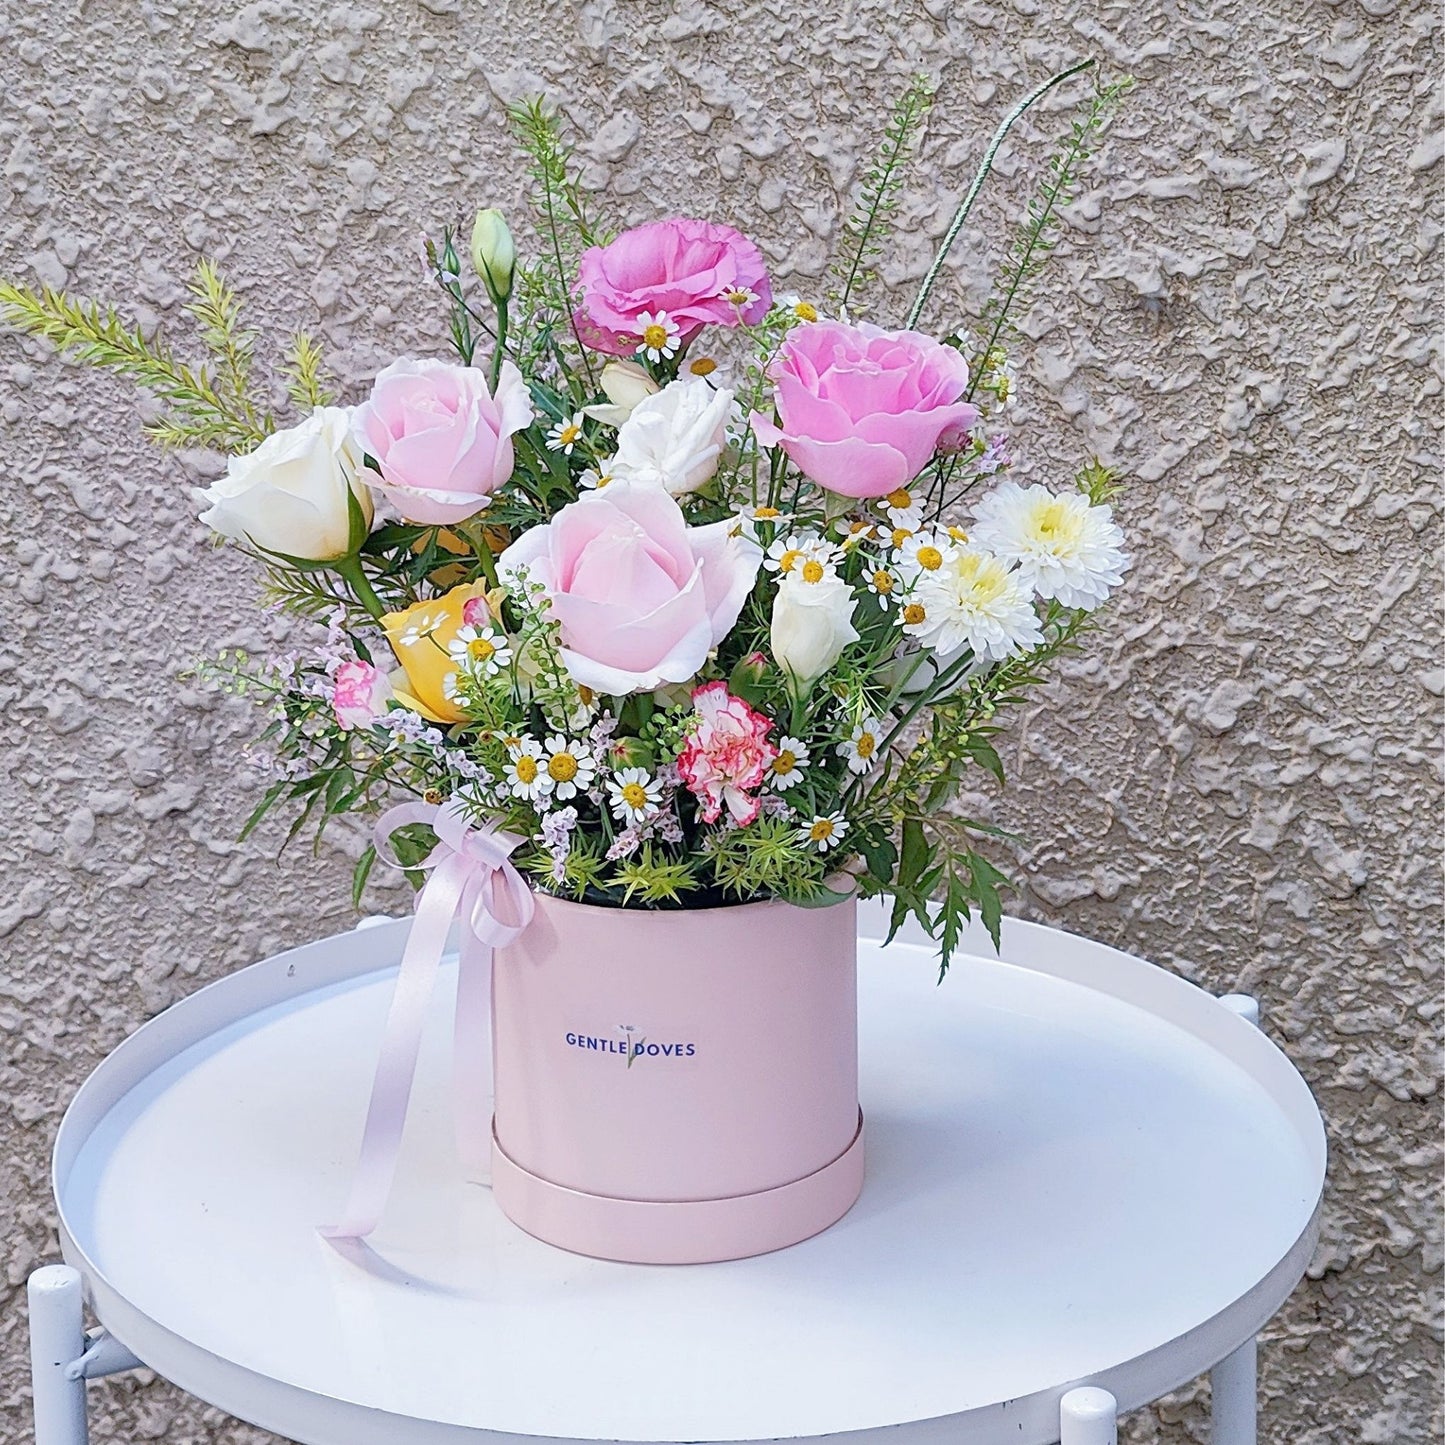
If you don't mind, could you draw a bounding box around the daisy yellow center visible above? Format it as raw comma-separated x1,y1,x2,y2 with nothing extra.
689,357,718,376
886,488,913,509
557,422,581,446
903,602,927,625
755,505,781,518
773,750,797,774
467,637,496,662
809,818,836,843
642,323,669,350
891,528,913,548
872,569,894,594
793,302,818,322
778,548,802,573
948,525,968,542
801,559,826,584
916,545,944,571
726,289,751,304
548,752,579,783
856,732,877,759
621,781,649,809
514,756,539,784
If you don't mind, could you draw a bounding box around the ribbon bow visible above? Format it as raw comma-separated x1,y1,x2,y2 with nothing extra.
323,799,535,1240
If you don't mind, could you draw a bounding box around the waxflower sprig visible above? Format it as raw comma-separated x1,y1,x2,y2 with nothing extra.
0,68,1132,971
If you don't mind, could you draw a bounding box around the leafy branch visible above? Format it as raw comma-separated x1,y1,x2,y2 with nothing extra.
0,268,272,452
281,331,335,408
905,58,1098,331
831,74,936,313
970,73,1133,390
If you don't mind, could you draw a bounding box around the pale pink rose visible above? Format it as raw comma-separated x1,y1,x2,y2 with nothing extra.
351,357,533,525
574,218,772,357
497,481,762,696
677,682,777,827
331,659,392,730
750,321,979,499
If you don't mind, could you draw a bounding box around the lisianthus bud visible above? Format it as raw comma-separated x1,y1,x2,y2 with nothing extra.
583,359,660,427
470,208,515,304
607,735,654,770
770,572,859,687
729,650,769,703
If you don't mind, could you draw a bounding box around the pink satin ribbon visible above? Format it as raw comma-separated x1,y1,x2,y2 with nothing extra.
322,799,535,1241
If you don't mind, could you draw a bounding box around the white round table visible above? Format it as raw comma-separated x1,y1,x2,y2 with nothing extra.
31,902,1325,1445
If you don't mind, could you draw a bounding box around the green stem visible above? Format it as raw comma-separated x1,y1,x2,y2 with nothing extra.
489,300,510,392
332,554,385,620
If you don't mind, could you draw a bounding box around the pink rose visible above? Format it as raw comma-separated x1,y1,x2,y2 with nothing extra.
677,682,777,827
750,321,979,499
574,218,772,357
351,357,533,525
498,481,762,696
331,658,392,730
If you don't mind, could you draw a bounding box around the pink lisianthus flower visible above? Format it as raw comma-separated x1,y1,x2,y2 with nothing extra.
331,658,392,731
677,682,777,827
574,218,772,357
750,320,979,499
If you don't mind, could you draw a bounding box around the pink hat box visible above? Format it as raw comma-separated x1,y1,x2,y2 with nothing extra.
490,890,864,1264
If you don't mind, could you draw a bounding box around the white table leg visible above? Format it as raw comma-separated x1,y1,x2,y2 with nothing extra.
1060,1386,1117,1444
1211,1337,1257,1444
29,1265,89,1445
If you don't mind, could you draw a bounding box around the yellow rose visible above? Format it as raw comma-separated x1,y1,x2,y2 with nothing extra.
380,581,495,724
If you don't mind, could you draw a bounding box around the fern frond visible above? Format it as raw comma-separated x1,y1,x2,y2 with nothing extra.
831,74,935,312
0,279,270,452
904,58,1098,331
970,74,1133,382
281,331,335,409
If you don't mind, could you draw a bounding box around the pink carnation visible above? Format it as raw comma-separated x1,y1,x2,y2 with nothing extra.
331,659,392,731
574,218,772,357
677,682,777,827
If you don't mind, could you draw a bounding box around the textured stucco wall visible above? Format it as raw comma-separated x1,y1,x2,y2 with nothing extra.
1,1,1440,1441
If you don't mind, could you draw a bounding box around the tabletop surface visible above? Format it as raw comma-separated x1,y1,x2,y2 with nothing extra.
54,904,1326,1445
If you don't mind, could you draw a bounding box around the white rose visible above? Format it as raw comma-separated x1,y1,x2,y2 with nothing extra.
609,375,733,496
770,571,859,686
196,407,372,562
583,359,660,427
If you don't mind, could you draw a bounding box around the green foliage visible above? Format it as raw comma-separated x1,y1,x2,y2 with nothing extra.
1077,456,1123,505
708,816,830,903
970,73,1133,384
905,58,1099,331
611,846,701,906
831,74,935,313
282,332,335,408
0,271,272,452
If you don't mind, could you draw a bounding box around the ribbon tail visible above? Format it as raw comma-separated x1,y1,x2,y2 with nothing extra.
321,855,468,1241
452,922,494,1187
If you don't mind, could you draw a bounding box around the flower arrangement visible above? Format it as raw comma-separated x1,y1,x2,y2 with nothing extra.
0,69,1131,974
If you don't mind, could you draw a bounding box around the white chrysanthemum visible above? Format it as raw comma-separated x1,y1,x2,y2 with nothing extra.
540,735,598,802
606,767,662,823
907,549,1044,661
839,718,884,776
767,735,811,791
969,482,1129,610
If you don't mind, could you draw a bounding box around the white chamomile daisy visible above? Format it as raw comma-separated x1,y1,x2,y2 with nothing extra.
907,549,1044,661
799,811,849,853
447,623,512,678
768,736,811,791
635,310,681,363
969,482,1130,611
606,767,663,824
896,529,959,583
866,566,898,608
773,293,821,324
764,532,839,582
880,487,924,530
504,737,551,803
579,457,616,489
720,284,759,311
839,718,884,776
685,354,733,388
546,412,586,455
396,610,444,648
541,735,597,802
